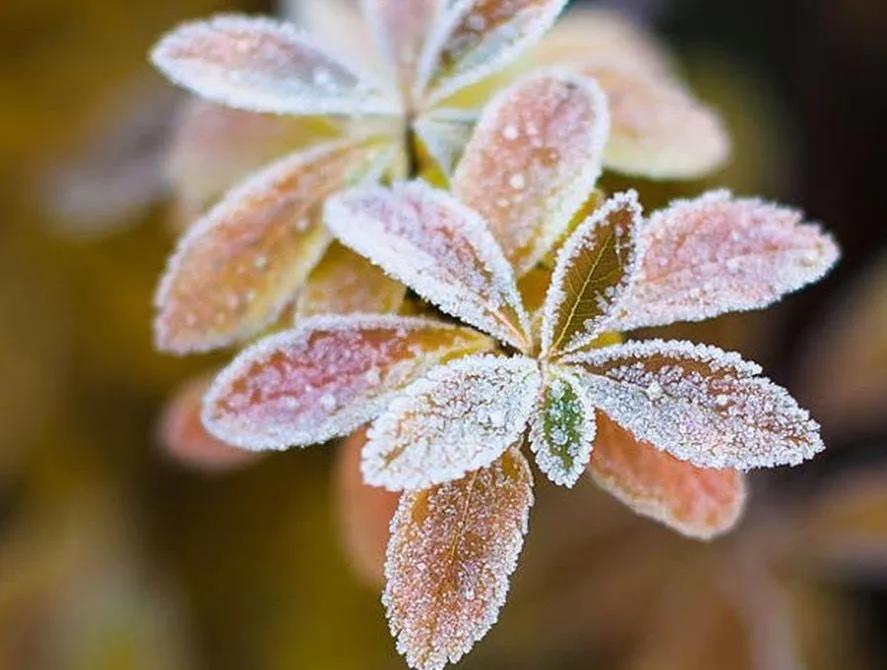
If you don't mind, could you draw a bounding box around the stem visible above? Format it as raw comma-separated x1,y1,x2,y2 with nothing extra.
405,121,419,179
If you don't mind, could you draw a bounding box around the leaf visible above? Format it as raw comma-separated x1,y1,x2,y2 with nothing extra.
588,413,746,539
363,354,541,490
294,241,406,318
384,447,533,670
168,99,341,223
154,138,389,354
361,0,442,95
416,0,569,106
616,190,840,331
413,108,476,178
203,315,492,450
158,374,261,471
452,72,609,276
326,181,532,351
586,66,730,179
540,191,642,359
151,14,398,117
570,339,825,471
335,425,401,585
529,367,595,487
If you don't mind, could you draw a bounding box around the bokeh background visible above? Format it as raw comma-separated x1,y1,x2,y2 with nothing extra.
1,0,885,668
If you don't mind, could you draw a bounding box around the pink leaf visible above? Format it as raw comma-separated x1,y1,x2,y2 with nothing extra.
203,315,492,450
452,71,609,276
617,190,840,331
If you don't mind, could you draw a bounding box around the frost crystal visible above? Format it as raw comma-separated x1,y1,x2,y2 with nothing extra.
570,339,825,471
588,413,747,539
325,181,532,350
453,71,609,276
151,14,399,116
384,448,533,670
529,367,595,487
203,315,492,450
616,190,841,331
363,355,541,490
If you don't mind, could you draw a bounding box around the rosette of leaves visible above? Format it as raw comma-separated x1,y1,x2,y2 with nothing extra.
199,81,838,667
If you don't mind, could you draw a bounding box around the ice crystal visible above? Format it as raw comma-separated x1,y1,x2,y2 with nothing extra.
384,448,533,670
362,355,541,490
452,71,609,275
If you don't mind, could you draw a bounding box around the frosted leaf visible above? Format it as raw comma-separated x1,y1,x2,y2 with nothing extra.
616,190,840,331
335,426,401,585
384,447,533,670
416,0,569,107
158,374,261,472
361,0,442,97
150,14,399,117
529,367,595,487
586,66,730,179
168,99,341,224
540,191,642,359
589,413,746,539
413,108,476,178
285,0,382,68
452,72,609,276
326,181,532,350
295,242,406,318
154,138,389,354
530,8,672,79
570,339,825,470
363,354,541,490
203,315,492,450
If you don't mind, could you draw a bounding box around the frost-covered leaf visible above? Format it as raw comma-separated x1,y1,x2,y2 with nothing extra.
326,181,532,350
295,242,406,318
203,315,492,450
589,413,746,539
158,374,261,471
335,426,400,585
452,72,609,276
286,0,381,67
587,66,730,179
154,138,389,354
571,339,825,470
168,99,341,222
417,0,569,106
151,14,398,117
616,190,840,331
541,191,641,358
529,367,595,487
363,354,541,490
362,0,442,95
384,447,533,670
413,108,476,178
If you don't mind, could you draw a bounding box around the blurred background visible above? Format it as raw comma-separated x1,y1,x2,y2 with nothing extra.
1,0,885,668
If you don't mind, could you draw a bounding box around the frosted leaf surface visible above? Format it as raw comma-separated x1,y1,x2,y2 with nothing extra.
529,367,595,487
363,354,541,490
286,0,382,68
151,14,399,116
168,99,341,222
384,447,533,670
452,72,609,276
158,374,261,472
362,0,442,96
203,315,492,450
413,108,476,178
616,191,840,331
571,339,825,470
294,242,406,318
335,426,401,585
417,0,569,107
326,181,532,350
586,66,730,180
541,191,641,359
589,413,746,539
155,138,389,354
